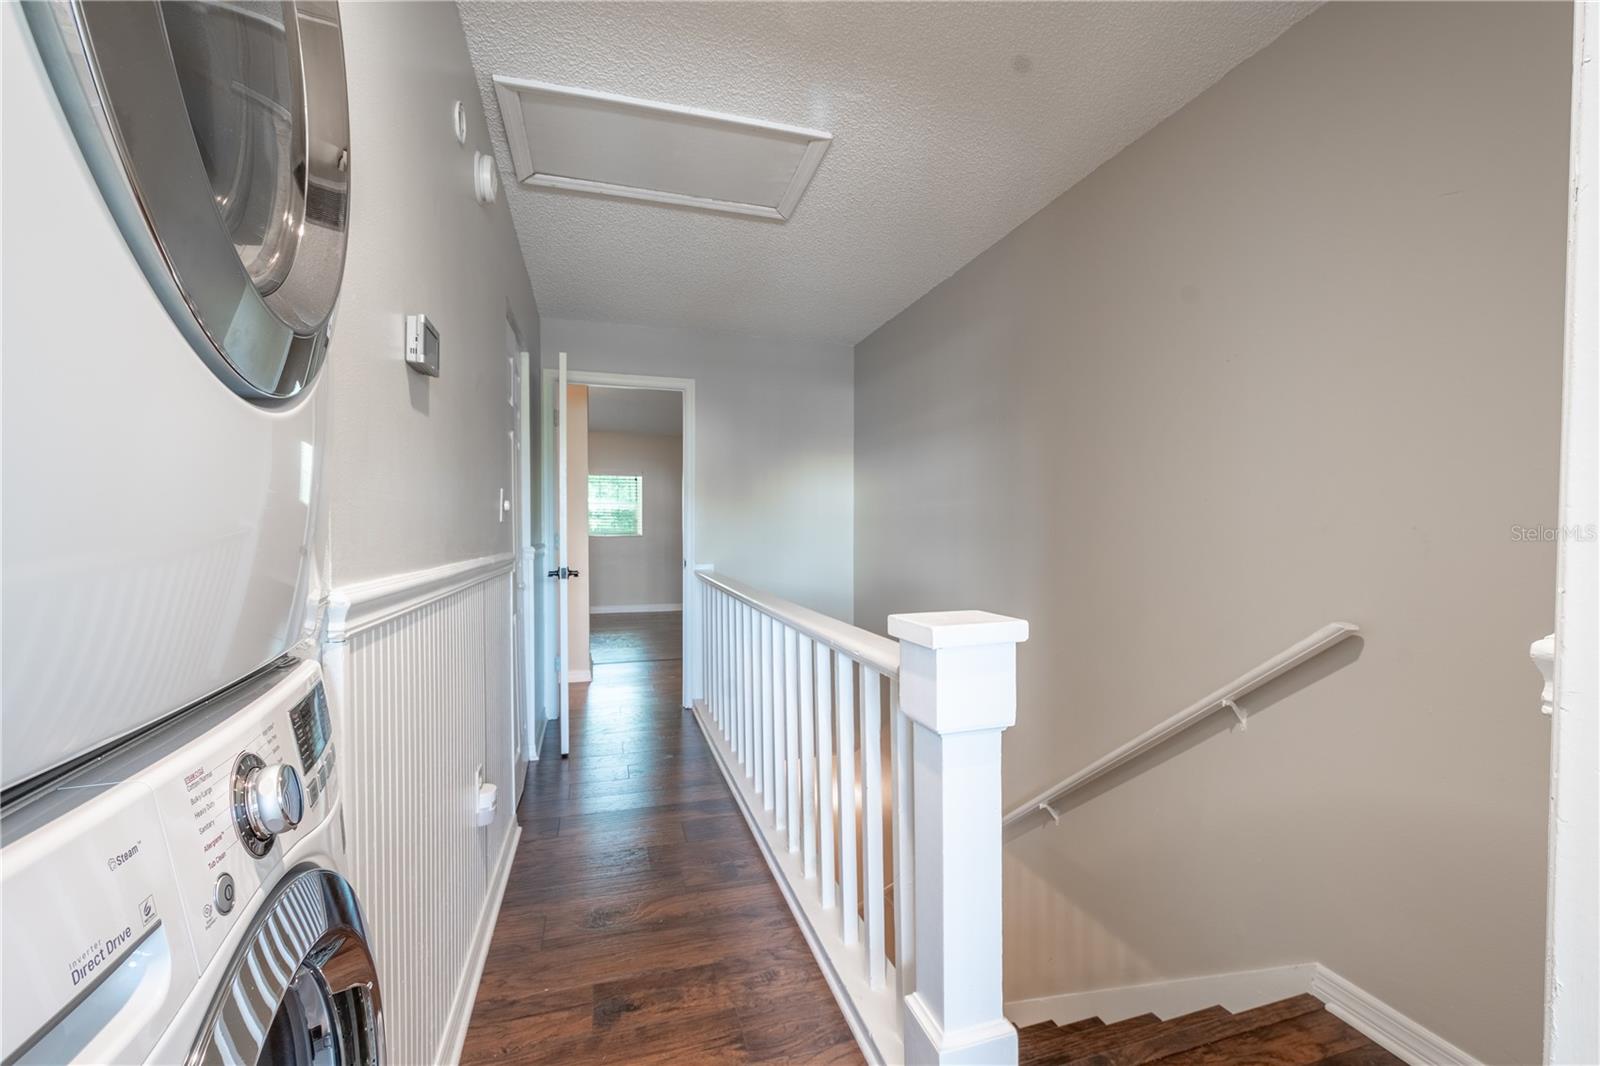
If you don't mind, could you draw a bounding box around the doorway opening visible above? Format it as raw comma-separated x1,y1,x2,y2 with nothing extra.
539,364,697,758
568,384,684,679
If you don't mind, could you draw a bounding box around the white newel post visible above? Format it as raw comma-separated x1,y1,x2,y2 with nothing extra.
891,610,1028,1066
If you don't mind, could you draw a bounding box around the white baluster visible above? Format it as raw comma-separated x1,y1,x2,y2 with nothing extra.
732,599,742,765
817,642,836,910
891,677,915,997
774,623,788,833
724,595,733,738
891,612,1028,1066
758,613,772,806
720,593,730,736
739,602,751,772
784,626,800,853
799,634,817,880
768,614,781,818
746,603,756,776
710,589,716,729
701,581,711,717
862,666,886,989
836,650,857,946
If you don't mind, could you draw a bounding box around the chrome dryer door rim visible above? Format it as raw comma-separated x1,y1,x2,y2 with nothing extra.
187,866,383,1066
25,1,351,403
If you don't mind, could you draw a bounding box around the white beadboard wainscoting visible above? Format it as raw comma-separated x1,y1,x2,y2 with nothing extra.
324,554,522,1066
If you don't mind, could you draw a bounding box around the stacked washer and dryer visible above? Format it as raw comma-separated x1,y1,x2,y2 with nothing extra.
2,2,382,1063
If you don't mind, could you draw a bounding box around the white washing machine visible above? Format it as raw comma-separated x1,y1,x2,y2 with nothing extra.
1,0,352,796
0,657,383,1066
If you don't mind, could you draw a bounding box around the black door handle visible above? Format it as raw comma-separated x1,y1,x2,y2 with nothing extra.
546,567,582,579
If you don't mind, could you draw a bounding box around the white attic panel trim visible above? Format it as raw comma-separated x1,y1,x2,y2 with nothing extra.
492,77,832,221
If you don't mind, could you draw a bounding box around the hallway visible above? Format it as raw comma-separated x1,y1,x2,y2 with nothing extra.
460,613,861,1064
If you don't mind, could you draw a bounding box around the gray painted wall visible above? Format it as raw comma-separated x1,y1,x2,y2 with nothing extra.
543,317,855,620
853,4,1568,1062
316,7,541,1058
589,431,684,610
326,1,540,587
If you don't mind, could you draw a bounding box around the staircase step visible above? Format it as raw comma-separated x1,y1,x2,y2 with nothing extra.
1062,1006,1232,1066
1147,1005,1376,1065
1057,1018,1108,1035
1018,1016,1104,1065
1311,1045,1409,1066
1066,995,1324,1066
1020,1013,1160,1065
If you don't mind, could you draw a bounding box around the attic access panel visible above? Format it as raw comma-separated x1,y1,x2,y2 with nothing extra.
492,77,832,221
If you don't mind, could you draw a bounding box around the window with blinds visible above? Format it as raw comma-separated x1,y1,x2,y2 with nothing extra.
588,474,644,536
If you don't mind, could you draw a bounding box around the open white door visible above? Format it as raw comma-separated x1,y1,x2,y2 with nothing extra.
510,334,540,780
507,341,529,795
556,351,572,757
1541,6,1598,1062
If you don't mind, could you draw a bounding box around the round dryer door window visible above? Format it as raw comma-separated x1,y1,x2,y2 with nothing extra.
190,868,383,1066
26,1,350,401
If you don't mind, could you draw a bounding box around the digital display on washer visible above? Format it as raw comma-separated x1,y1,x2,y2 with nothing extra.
290,686,332,772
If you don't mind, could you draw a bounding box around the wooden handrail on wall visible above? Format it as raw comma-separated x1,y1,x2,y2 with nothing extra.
1003,622,1361,832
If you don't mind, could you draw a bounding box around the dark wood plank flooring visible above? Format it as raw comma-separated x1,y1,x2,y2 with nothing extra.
461,615,862,1065
1017,994,1405,1066
590,610,682,665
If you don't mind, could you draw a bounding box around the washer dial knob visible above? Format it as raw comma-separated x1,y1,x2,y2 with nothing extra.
232,754,304,856
251,762,304,835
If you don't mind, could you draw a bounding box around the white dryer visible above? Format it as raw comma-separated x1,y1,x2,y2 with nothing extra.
0,658,383,1065
1,0,352,795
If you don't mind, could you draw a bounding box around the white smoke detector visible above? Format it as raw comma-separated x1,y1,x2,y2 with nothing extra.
473,151,498,204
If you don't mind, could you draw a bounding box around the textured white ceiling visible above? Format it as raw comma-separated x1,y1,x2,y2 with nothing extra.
586,386,683,436
461,2,1315,345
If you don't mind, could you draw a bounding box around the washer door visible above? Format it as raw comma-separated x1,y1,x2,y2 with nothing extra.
189,868,383,1066
25,0,350,401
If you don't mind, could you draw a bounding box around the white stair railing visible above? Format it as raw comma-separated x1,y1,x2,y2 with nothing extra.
694,567,1028,1065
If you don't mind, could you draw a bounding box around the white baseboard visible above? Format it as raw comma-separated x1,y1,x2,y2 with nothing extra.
1005,963,1318,1028
1311,965,1478,1066
1005,963,1480,1066
437,823,521,1065
591,603,683,615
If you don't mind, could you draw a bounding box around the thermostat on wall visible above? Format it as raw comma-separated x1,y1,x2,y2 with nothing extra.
405,314,440,376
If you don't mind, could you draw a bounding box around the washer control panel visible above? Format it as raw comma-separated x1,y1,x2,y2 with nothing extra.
0,658,340,1065
152,662,339,968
